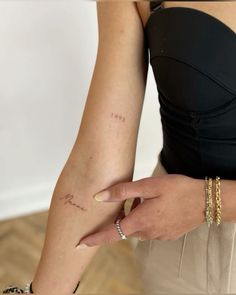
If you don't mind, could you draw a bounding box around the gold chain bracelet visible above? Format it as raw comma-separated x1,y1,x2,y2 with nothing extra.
205,176,214,227
215,176,222,226
204,175,222,227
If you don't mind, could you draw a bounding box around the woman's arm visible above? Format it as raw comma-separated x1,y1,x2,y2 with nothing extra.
32,2,148,294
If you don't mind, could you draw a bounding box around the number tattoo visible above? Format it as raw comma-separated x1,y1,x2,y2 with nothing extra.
110,112,125,122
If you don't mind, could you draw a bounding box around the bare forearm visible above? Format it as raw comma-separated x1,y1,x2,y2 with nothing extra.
31,78,142,295
32,154,134,294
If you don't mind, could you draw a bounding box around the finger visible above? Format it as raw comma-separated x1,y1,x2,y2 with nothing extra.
93,177,162,202
76,211,141,248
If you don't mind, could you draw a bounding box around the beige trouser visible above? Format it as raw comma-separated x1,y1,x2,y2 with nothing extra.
134,151,236,294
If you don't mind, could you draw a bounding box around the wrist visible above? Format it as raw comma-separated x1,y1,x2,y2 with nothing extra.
220,179,236,222
203,177,236,223
200,178,207,224
29,280,80,294
17,281,80,294
192,178,206,224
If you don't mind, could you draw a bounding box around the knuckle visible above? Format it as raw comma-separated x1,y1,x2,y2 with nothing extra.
137,216,147,230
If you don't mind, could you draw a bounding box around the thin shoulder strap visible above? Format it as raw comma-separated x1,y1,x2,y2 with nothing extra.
150,0,163,12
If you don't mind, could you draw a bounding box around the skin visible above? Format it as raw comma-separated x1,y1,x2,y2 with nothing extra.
78,175,236,247
31,2,236,294
31,2,147,294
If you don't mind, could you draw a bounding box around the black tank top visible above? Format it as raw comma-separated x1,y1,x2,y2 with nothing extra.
145,1,236,179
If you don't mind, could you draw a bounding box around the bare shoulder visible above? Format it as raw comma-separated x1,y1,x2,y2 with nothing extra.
95,1,149,70
96,1,149,36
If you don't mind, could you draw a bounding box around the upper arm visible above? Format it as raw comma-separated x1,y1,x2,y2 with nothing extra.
69,2,149,182
96,1,148,79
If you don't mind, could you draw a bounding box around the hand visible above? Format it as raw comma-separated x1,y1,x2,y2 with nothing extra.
77,174,206,247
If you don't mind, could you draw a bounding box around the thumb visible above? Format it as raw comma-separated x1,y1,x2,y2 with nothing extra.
76,204,126,248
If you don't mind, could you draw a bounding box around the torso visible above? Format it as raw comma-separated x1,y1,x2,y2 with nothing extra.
137,1,236,34
139,1,236,179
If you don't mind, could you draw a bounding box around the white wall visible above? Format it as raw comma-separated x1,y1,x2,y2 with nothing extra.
0,0,162,221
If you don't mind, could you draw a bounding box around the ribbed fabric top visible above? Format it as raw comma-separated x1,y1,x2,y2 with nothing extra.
145,1,236,179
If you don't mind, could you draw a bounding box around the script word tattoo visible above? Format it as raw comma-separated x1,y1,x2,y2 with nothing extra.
59,194,87,211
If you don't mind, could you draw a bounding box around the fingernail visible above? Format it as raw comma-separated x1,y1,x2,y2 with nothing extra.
94,190,110,201
77,243,88,249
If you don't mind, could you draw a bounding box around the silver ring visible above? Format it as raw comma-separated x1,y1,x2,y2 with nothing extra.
115,218,127,240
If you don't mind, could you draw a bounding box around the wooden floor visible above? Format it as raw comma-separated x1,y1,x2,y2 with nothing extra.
0,209,144,294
